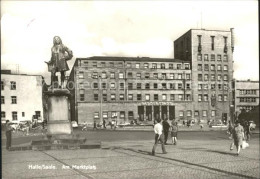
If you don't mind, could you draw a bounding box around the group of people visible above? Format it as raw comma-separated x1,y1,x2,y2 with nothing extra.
228,120,252,155
152,118,178,155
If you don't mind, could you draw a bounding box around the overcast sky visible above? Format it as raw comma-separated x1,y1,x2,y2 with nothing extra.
1,1,259,84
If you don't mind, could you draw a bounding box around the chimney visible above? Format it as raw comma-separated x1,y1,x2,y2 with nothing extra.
230,28,235,53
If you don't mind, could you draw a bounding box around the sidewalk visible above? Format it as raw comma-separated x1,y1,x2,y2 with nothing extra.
2,136,260,179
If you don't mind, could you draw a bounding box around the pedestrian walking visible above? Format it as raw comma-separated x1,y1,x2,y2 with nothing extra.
162,118,170,145
227,121,234,139
152,118,167,156
230,120,245,155
244,121,251,141
171,121,178,145
103,120,106,129
93,121,97,130
5,120,13,150
82,121,88,131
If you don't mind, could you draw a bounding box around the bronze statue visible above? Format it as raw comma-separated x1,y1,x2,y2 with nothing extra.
45,36,73,89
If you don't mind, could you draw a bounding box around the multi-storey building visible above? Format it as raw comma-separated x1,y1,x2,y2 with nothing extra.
233,80,259,113
174,28,234,123
1,71,46,123
68,57,192,124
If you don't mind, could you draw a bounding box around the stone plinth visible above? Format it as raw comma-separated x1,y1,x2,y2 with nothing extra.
44,89,72,135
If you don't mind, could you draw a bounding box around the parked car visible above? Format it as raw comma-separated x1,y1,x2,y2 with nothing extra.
71,121,78,128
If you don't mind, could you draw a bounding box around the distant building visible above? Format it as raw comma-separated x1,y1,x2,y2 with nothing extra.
233,80,259,114
1,73,47,123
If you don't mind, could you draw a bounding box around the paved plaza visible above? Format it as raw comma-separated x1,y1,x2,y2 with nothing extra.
2,133,260,179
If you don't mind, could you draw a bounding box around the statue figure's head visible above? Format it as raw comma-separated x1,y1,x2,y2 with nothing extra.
53,36,62,45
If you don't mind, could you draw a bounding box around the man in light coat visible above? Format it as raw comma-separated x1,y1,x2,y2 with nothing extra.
152,118,167,155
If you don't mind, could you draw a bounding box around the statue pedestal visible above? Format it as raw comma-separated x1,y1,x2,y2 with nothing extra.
45,89,72,135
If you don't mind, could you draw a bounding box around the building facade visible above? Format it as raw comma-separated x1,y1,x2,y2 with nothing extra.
68,57,192,124
234,80,259,113
1,72,46,123
174,28,234,123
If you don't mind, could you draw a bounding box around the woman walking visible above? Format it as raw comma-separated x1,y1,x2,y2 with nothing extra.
171,121,178,145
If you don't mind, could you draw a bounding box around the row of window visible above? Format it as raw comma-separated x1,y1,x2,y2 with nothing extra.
197,54,228,61
79,72,191,80
1,111,18,120
198,64,228,71
1,81,16,90
198,74,229,81
239,90,257,95
198,94,228,102
239,98,257,103
80,93,192,102
197,35,228,52
180,110,216,117
89,82,191,90
1,96,17,104
198,83,229,90
238,106,256,112
82,61,190,70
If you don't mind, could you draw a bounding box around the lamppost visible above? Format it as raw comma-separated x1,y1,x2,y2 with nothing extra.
99,75,102,125
230,104,234,125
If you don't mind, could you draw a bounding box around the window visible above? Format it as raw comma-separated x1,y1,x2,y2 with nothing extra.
153,73,158,79
198,64,202,71
217,65,222,71
1,111,6,118
101,62,106,67
79,90,85,101
126,63,131,68
224,95,228,101
153,83,158,89
169,64,173,69
128,83,133,89
211,54,215,61
169,73,174,79
120,83,124,90
187,110,192,117
120,111,125,119
223,75,228,81
162,83,167,89
1,96,4,104
154,94,159,101
145,73,150,79
109,62,114,67
198,74,202,81
204,54,208,61
128,94,133,101
211,36,215,50
218,84,222,90
145,83,150,89
169,83,175,89
204,74,209,81
211,74,215,81
211,84,216,89
103,112,108,119
204,95,208,101
111,111,117,118
128,111,134,120
136,63,140,68
202,110,207,117
223,55,228,61
162,73,166,79
1,81,4,90
94,94,98,101
144,63,149,68
10,81,16,90
162,94,167,101
92,72,98,79
92,62,97,67
186,83,190,89
136,73,141,79
211,110,216,117
170,94,175,101
185,64,190,69
178,94,183,101
119,94,124,101
119,72,124,79
210,64,215,71
217,75,222,81
223,84,228,90
110,83,115,89
194,111,199,116
94,112,99,119
198,94,202,102
204,84,208,90
102,83,107,89
137,83,142,89
197,54,202,61
103,94,107,102
145,94,150,101
11,96,17,104
128,72,133,78
177,64,181,69
198,84,202,90
12,111,18,120
178,74,182,79
111,94,116,101
204,64,209,71
137,94,142,101
179,111,184,117
218,95,222,101
118,62,123,68
223,65,228,71
161,63,165,69
186,94,191,101
217,55,221,61
178,83,182,89
110,72,115,79
152,63,157,69
186,74,191,80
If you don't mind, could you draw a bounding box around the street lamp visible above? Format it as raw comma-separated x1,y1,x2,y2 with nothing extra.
230,104,234,125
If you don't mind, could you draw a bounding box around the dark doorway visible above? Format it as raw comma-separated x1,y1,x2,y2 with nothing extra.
154,106,160,121
161,106,167,120
138,106,144,121
169,106,175,120
146,106,152,121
